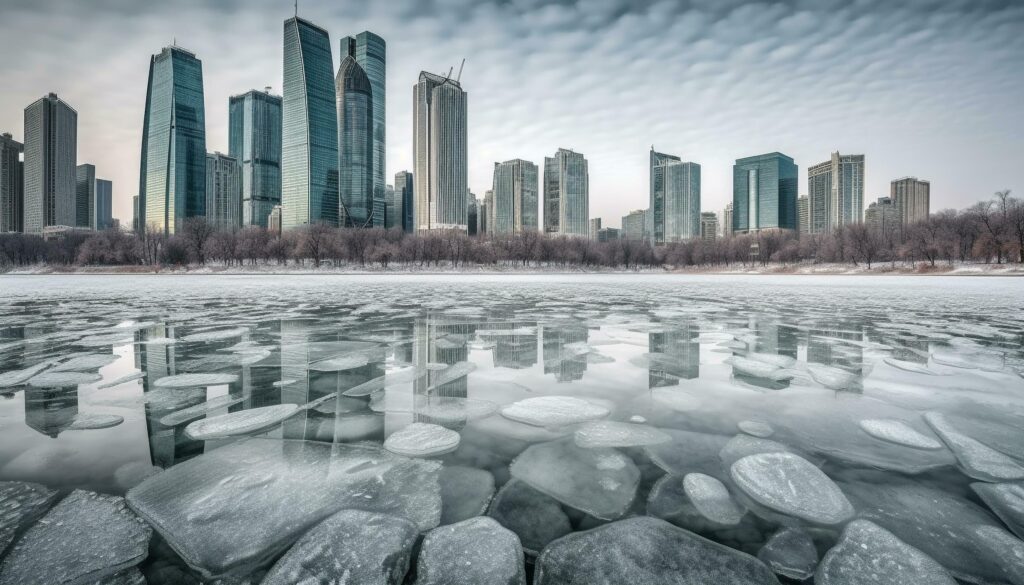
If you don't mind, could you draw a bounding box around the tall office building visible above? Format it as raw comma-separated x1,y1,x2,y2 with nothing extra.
384,184,397,229
700,212,719,242
622,209,647,241
589,218,602,240
650,149,680,244
75,164,95,229
23,93,77,233
467,190,478,236
205,152,242,230
797,195,809,235
723,203,733,238
807,152,864,234
132,196,140,232
890,177,930,224
865,196,900,234
732,152,798,234
0,133,23,233
476,196,486,236
491,159,538,235
139,47,206,235
229,89,282,228
413,71,467,231
341,33,386,225
482,189,493,236
336,53,374,227
650,149,701,244
394,170,413,233
95,179,112,230
282,16,338,229
543,148,588,237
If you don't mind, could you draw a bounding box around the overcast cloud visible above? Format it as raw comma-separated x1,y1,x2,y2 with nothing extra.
1,0,1021,226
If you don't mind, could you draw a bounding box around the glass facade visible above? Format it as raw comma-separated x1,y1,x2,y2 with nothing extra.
732,152,797,233
543,149,588,237
413,72,467,231
342,33,386,227
140,47,206,235
649,149,680,245
0,133,23,233
95,179,112,230
491,159,538,234
205,152,242,230
395,171,413,233
663,161,701,242
282,17,338,229
336,55,374,227
75,163,95,229
807,152,864,233
23,93,77,233
229,89,282,228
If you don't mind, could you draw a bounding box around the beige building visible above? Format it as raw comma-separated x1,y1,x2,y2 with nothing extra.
890,177,930,224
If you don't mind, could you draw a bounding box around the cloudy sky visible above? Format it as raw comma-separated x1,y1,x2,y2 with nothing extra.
1,0,1022,227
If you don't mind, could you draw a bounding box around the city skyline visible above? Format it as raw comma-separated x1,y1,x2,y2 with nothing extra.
0,1,1022,229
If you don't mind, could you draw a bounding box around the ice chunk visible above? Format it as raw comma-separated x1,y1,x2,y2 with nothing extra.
747,352,796,369
500,396,608,427
969,525,1024,585
573,420,671,448
152,373,239,388
51,353,118,372
126,438,442,580
415,517,526,585
924,412,1024,481
757,528,818,581
683,473,745,526
738,420,774,438
343,374,387,396
27,371,102,387
730,452,853,525
0,481,59,558
719,434,818,471
159,395,247,426
96,372,145,389
95,568,146,585
184,404,299,440
428,362,477,390
309,354,370,372
180,327,249,342
419,398,499,424
858,419,942,450
816,519,956,585
262,510,418,585
67,413,124,431
510,440,639,520
534,517,778,585
440,466,495,525
487,479,572,556
0,490,151,585
645,429,732,477
0,361,52,388
384,423,461,458
972,482,1024,539
728,356,782,379
806,364,859,391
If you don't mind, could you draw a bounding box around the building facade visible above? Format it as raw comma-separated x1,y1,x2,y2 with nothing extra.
596,227,619,242
890,177,930,224
663,161,701,242
268,205,282,234
139,47,206,235
732,152,798,234
342,32,386,228
336,53,375,227
24,93,77,233
723,203,733,238
75,164,95,229
413,71,468,232
589,218,602,240
700,212,719,242
491,159,538,235
384,184,397,229
622,209,647,241
467,190,478,236
0,133,24,233
282,17,338,229
807,152,864,234
228,89,282,228
95,179,112,230
865,196,901,234
543,148,588,237
650,149,680,245
482,189,493,236
205,152,242,230
394,170,413,233
797,195,809,235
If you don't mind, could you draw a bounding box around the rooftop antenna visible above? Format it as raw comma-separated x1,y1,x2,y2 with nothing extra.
456,58,465,83
444,66,453,81
294,0,298,17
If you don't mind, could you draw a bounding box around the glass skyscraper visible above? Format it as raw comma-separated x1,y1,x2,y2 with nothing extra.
23,93,77,233
342,33,386,227
491,159,538,234
205,152,242,230
229,89,282,228
543,148,589,237
651,149,701,243
395,170,413,233
807,152,864,234
0,133,24,233
413,71,467,232
139,46,206,235
649,149,680,245
75,163,95,229
95,179,112,230
282,17,338,229
732,152,798,233
336,54,374,227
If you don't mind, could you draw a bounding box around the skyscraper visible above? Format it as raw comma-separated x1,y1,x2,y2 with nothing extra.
732,152,798,234
700,212,719,242
797,195,809,235
467,190,478,236
723,203,733,238
282,16,338,229
865,196,900,234
336,53,374,227
890,177,930,224
649,149,679,244
95,179,112,230
75,164,95,229
384,184,397,229
205,152,242,230
139,46,206,235
24,93,77,233
0,133,23,233
491,159,539,235
543,148,588,237
341,32,386,224
413,71,468,232
807,152,864,233
394,171,413,233
622,209,647,241
483,189,493,236
662,160,701,242
590,218,602,240
228,89,282,228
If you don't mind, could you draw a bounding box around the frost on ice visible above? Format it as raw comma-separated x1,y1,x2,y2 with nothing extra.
414,517,526,585
738,420,774,438
487,479,572,556
500,396,609,427
573,420,671,448
924,412,1024,482
730,452,854,525
858,419,943,450
440,466,495,526
971,482,1024,540
0,490,151,585
50,353,118,373
816,520,956,585
757,528,818,581
384,423,461,458
152,373,239,389
0,481,59,559
682,473,745,526
96,371,146,389
159,395,247,427
184,404,299,440
27,371,102,388
0,361,53,388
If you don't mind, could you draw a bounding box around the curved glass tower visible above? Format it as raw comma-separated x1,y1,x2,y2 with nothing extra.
229,89,282,228
342,33,385,227
139,46,206,235
336,55,374,227
413,72,467,232
282,17,338,229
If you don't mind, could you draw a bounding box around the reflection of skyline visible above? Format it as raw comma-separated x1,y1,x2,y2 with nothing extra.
413,315,474,399
487,321,538,370
807,322,865,375
23,387,78,438
542,325,588,382
648,322,699,388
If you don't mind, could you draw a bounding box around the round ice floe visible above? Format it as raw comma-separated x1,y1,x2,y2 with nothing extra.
501,396,609,428
51,353,118,372
574,421,671,449
738,420,774,438
816,519,956,585
858,419,943,450
747,352,797,369
0,362,53,388
185,404,299,440
153,373,239,388
27,371,102,388
806,364,859,391
728,356,781,379
972,482,1024,540
682,473,745,526
924,412,1024,482
384,423,460,457
67,413,124,431
96,371,145,389
181,327,250,342
730,452,854,525
758,528,818,581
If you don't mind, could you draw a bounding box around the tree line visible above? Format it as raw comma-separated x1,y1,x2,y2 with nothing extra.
0,191,1020,271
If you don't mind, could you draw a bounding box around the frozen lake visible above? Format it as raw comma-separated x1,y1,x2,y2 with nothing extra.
0,274,1023,583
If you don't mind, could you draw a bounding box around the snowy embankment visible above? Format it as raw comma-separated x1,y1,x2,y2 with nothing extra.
673,262,1024,276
